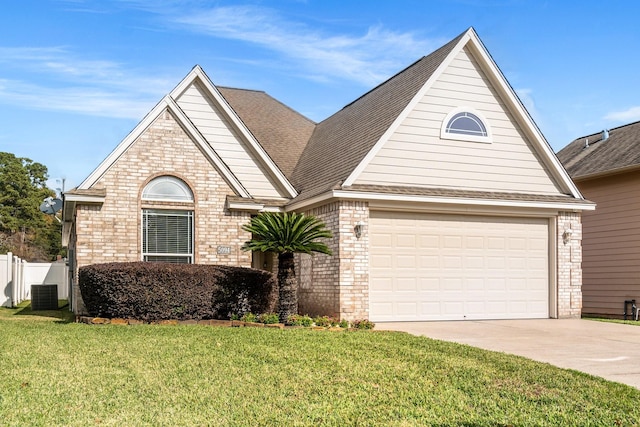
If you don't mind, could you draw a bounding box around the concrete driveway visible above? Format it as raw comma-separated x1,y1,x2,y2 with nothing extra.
378,319,640,389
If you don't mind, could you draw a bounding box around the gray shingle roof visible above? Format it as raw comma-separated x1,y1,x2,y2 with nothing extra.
289,31,465,202
557,121,640,179
217,87,316,178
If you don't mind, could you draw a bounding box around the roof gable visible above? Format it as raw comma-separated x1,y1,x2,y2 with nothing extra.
557,121,640,179
77,95,250,197
289,27,582,203
79,66,298,199
351,44,564,196
171,66,297,198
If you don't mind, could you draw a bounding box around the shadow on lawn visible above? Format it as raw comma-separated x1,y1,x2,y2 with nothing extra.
3,300,75,323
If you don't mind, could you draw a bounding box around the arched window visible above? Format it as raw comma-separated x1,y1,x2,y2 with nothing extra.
141,176,194,263
142,176,193,201
446,112,487,137
441,108,492,143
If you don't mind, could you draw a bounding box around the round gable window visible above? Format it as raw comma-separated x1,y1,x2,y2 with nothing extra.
441,108,492,143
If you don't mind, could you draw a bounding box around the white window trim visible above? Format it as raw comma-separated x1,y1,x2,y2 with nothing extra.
440,107,492,144
141,209,194,264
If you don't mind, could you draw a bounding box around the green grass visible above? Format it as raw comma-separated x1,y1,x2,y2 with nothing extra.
0,300,75,322
0,311,639,426
586,317,640,326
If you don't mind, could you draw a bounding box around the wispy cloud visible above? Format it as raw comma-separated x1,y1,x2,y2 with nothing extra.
515,88,541,123
164,5,445,87
0,3,446,118
0,47,173,119
604,106,640,123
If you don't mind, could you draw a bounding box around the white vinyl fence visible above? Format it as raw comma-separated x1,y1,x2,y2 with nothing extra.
0,252,68,307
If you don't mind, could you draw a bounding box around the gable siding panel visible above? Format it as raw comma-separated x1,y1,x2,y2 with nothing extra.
355,47,561,196
579,172,640,317
176,83,284,198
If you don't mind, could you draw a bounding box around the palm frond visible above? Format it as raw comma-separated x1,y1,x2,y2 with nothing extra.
242,212,332,256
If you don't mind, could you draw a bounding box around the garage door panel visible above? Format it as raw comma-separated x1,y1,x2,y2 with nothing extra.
396,233,417,248
443,256,462,268
371,254,392,268
370,211,549,321
371,277,393,291
419,278,440,291
443,235,463,249
529,237,547,250
371,301,393,317
396,278,417,291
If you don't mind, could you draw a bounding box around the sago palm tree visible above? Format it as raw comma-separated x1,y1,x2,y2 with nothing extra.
242,212,332,322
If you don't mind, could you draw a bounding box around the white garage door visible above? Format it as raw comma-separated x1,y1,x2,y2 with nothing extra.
369,211,549,321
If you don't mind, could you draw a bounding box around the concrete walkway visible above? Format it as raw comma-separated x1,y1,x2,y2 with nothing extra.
378,319,640,389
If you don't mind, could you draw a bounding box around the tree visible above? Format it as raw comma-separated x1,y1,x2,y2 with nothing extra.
0,152,62,261
242,212,332,322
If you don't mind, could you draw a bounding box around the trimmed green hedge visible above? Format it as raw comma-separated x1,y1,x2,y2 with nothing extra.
78,262,277,322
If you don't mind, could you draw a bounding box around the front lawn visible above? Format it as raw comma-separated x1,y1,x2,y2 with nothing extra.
586,317,640,326
0,316,638,426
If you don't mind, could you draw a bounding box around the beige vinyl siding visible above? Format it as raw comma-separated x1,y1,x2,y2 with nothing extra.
176,82,284,198
579,172,640,317
355,47,562,195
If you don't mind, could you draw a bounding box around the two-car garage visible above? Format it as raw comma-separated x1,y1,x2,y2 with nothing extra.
369,211,550,321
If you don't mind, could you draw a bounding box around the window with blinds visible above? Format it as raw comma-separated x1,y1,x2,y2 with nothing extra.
142,209,193,263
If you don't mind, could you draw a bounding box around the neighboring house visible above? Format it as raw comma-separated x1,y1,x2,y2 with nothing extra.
557,122,640,319
63,28,593,321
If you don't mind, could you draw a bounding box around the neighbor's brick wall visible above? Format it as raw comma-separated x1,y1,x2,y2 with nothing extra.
557,211,582,318
72,109,252,314
298,200,370,321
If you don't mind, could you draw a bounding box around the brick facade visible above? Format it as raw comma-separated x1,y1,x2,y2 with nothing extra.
69,109,585,321
556,211,583,318
296,207,584,321
297,201,369,321
71,110,252,313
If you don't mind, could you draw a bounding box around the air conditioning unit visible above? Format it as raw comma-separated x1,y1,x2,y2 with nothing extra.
31,284,58,310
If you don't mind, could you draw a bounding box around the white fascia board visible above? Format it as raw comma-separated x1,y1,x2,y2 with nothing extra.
227,201,264,212
259,206,284,213
61,221,72,247
333,190,596,211
287,189,595,213
342,30,473,187
173,66,298,199
63,194,105,203
464,29,584,199
165,97,250,197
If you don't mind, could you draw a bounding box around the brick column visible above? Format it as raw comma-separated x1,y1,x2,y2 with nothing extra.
557,211,582,318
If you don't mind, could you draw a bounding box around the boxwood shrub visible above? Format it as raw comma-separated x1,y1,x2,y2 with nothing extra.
78,262,277,322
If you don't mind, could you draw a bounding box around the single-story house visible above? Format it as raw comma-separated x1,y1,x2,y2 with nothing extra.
557,122,640,319
63,27,593,321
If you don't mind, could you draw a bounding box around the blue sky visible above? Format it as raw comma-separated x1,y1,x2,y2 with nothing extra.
2,0,640,191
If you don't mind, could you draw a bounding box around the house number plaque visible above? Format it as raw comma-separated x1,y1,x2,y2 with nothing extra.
217,246,232,255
